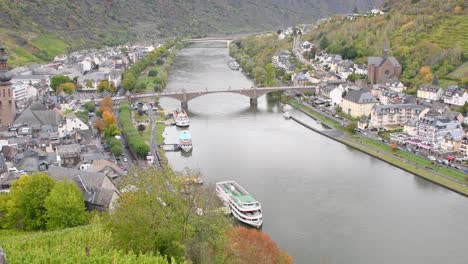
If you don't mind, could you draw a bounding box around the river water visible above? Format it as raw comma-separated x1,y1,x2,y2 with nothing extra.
159,42,468,264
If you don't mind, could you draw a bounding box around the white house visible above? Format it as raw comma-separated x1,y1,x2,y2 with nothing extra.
58,115,90,138
443,86,467,106
417,85,443,101
330,87,343,106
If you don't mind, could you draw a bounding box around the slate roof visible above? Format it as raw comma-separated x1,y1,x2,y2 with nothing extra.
368,56,401,68
419,85,440,93
14,108,59,126
344,87,378,104
373,104,426,114
46,166,118,208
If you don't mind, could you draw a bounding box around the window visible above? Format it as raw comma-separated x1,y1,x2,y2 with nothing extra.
384,69,390,75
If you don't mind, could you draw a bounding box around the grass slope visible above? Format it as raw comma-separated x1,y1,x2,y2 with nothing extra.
0,223,174,264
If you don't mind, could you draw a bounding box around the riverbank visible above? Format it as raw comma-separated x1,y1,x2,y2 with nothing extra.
287,98,468,197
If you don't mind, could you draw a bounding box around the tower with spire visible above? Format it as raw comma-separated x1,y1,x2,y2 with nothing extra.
0,42,16,128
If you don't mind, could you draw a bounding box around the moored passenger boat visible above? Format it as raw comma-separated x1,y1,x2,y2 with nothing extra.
173,109,190,127
216,181,262,228
179,131,193,152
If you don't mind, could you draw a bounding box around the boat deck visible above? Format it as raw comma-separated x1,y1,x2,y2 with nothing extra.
221,182,257,204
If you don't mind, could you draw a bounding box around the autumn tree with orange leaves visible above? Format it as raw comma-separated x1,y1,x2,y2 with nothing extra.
103,110,117,127
224,227,293,264
99,96,114,113
94,96,117,135
420,66,434,84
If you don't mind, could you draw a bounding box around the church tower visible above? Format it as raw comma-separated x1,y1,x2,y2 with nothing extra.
0,42,15,128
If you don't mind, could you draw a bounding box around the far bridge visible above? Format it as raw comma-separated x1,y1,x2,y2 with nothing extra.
105,86,315,110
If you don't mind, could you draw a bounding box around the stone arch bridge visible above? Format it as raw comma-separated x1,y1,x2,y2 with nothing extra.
107,86,315,110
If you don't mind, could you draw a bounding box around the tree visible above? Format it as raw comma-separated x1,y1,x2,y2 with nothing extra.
104,124,121,138
85,79,94,89
420,66,434,83
265,63,276,86
100,96,114,113
103,111,117,127
94,118,105,133
58,82,76,95
345,123,357,134
50,75,72,92
97,80,111,93
108,168,228,262
44,181,88,230
5,173,55,230
84,102,96,113
122,73,137,91
390,142,398,152
253,66,266,85
135,81,147,92
224,227,292,264
320,36,330,50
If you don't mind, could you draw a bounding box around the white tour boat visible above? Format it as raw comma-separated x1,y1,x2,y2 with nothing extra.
216,181,263,228
173,109,190,127
179,131,193,152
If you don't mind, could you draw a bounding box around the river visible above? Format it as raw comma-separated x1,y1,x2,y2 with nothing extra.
159,42,468,264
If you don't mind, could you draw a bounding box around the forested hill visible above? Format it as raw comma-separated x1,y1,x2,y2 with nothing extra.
304,0,468,90
0,0,381,66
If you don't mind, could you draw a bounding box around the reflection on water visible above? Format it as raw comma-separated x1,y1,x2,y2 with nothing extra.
159,42,468,264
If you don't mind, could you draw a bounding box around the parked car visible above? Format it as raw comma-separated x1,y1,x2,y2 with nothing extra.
123,157,128,162
427,156,436,161
406,148,413,152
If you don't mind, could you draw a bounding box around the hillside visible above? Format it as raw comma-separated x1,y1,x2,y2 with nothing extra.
303,0,468,91
0,224,176,263
0,0,381,67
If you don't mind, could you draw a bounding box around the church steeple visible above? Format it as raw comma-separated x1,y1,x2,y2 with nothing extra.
0,42,12,86
0,41,15,128
383,41,389,59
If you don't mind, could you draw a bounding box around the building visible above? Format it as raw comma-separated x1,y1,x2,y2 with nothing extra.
370,104,428,130
0,43,15,128
367,45,402,84
417,85,443,101
440,130,463,153
46,166,120,211
320,85,343,106
416,116,463,149
340,87,378,118
460,136,468,157
443,86,467,106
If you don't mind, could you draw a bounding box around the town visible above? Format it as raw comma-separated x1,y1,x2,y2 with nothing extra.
0,1,467,262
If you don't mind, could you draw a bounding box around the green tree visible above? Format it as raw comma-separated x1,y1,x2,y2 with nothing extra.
97,80,110,93
108,168,228,262
50,75,72,92
85,79,93,89
83,102,96,113
345,123,357,134
122,73,137,91
104,124,121,138
253,66,266,85
5,173,55,230
265,63,276,86
59,82,76,95
45,181,88,230
320,36,330,50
